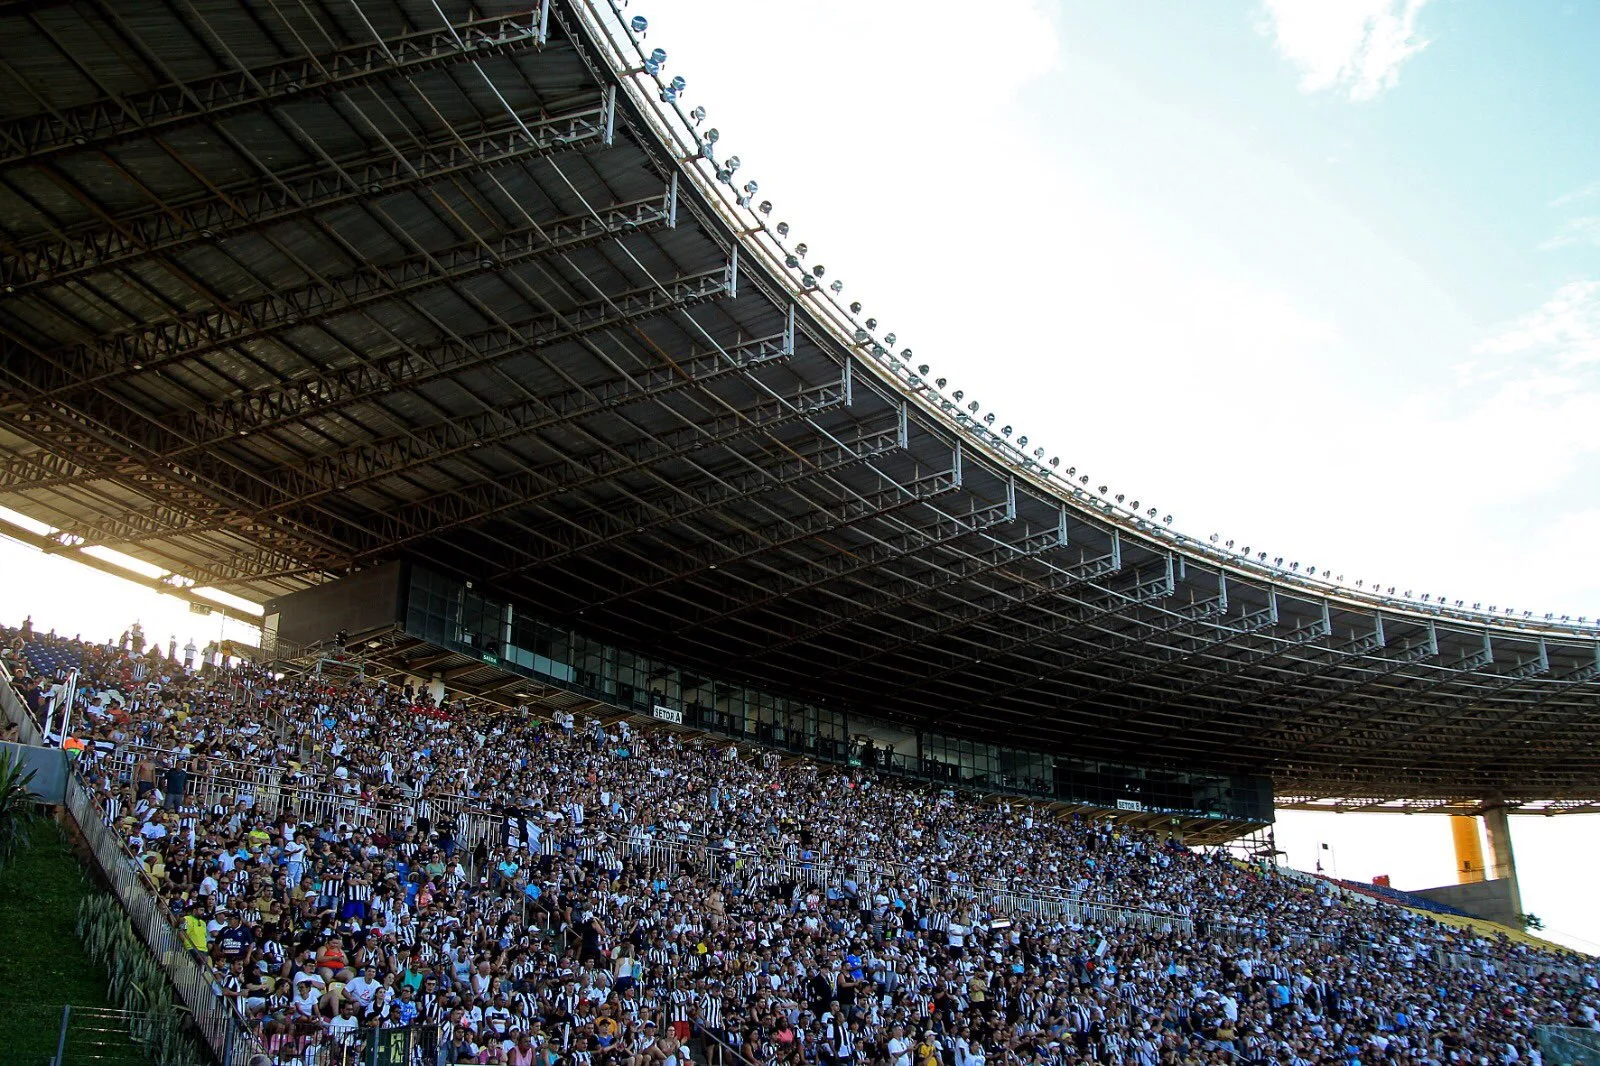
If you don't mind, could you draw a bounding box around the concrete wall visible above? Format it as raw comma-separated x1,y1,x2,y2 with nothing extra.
0,740,69,804
1414,878,1522,929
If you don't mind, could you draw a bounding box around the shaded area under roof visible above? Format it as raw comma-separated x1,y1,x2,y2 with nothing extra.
0,0,1596,809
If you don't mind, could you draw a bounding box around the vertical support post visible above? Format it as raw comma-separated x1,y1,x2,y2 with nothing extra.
1482,804,1524,919
52,1004,70,1066
1451,815,1485,883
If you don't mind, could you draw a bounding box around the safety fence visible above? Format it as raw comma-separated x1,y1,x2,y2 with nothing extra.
1,653,46,746
64,769,265,1066
1537,1025,1600,1066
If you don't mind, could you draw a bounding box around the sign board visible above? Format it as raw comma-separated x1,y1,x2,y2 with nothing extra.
652,704,684,725
363,1027,414,1066
481,652,499,666
188,602,213,615
1115,799,1145,812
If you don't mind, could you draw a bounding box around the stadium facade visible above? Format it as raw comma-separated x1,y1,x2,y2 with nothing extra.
1,0,1598,876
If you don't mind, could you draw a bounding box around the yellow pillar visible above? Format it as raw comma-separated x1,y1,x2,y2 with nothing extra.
1451,815,1485,883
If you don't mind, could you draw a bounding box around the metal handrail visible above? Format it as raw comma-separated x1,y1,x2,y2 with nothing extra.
62,768,266,1066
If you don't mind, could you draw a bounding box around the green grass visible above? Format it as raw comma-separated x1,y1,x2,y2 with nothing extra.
0,818,146,1065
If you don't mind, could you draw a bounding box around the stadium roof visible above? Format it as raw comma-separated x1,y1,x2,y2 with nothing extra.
1,0,1597,810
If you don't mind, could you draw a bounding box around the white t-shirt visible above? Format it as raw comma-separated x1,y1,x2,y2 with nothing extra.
889,1036,913,1066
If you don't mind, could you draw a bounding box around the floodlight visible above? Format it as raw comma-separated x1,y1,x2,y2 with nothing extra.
785,255,798,268
884,333,896,345
1001,425,1012,436
1017,435,1028,446
631,15,648,33
795,243,808,257
759,200,772,214
830,280,842,293
744,181,758,195
776,222,789,236
726,155,741,171
850,301,862,313
984,413,995,424
865,318,877,329
691,106,706,124
705,128,720,144
812,264,825,277
936,378,947,388
917,364,929,375
953,390,964,401
968,401,980,413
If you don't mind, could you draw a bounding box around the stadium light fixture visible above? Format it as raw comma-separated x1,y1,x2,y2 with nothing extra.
865,318,877,329
1034,448,1044,458
1017,435,1027,446
813,264,825,277
726,155,741,172
830,280,843,293
917,364,929,375
850,302,862,314
759,200,772,214
984,413,996,424
795,243,808,258
901,348,912,359
968,401,980,413
936,378,948,388
784,255,799,268
705,127,720,144
631,15,648,34
884,332,896,345
953,390,964,401
776,221,789,236
1001,425,1012,436
690,106,706,125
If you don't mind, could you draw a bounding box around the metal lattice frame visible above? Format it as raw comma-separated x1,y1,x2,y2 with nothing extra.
1,0,1598,810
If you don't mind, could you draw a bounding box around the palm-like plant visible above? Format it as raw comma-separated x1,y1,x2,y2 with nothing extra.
0,747,40,873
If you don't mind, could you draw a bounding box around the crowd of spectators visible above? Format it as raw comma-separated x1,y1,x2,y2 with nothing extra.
4,621,1597,1066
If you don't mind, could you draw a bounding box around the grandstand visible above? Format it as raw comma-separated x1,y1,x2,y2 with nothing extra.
2,0,1600,1062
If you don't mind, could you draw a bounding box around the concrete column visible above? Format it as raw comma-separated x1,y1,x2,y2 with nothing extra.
1451,815,1486,883
1482,805,1523,918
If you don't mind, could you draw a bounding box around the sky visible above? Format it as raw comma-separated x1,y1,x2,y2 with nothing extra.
4,0,1599,948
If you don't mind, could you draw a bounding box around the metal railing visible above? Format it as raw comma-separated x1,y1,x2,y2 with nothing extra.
63,771,265,1066
0,654,46,746
1537,1026,1600,1066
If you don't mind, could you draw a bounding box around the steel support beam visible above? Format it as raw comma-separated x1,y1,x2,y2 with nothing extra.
678,479,1024,635
206,376,853,583
0,263,733,520
33,185,676,395
744,505,1072,663
498,406,903,577
0,12,550,166
852,548,1163,686
358,377,849,550
590,465,978,610
0,91,614,299
51,286,771,547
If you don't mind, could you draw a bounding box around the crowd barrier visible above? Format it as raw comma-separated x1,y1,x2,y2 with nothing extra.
64,770,265,1065
0,654,45,746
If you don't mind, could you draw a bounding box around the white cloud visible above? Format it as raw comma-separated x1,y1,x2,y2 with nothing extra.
1474,279,1600,370
1259,0,1431,101
1539,215,1600,250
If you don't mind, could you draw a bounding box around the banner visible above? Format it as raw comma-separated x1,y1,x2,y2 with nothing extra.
652,704,683,725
